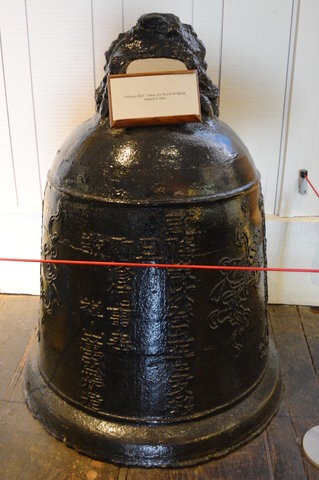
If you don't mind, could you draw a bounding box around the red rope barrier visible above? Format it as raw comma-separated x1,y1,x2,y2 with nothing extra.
0,257,318,273
305,175,319,199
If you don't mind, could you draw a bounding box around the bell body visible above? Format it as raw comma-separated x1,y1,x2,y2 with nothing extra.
25,114,281,467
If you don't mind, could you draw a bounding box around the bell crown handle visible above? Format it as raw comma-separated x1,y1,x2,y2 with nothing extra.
95,13,219,119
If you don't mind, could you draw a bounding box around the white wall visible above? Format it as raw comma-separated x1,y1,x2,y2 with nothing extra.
279,0,319,217
0,0,318,304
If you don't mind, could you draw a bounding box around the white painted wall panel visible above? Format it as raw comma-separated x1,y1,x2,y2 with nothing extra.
92,0,123,90
0,0,41,206
280,0,319,217
0,37,17,207
193,0,223,88
123,0,193,31
267,216,319,306
0,208,41,295
0,0,318,303
220,0,293,214
26,0,95,193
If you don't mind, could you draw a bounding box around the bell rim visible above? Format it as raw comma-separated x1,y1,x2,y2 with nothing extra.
24,339,282,468
37,347,270,426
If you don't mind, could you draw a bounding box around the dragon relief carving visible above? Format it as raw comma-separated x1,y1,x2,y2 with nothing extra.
208,199,264,353
258,187,270,357
40,201,62,317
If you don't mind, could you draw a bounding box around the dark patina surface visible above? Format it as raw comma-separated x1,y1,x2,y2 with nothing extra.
24,13,281,467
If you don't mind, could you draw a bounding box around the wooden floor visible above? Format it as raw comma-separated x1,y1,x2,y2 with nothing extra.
1,296,319,479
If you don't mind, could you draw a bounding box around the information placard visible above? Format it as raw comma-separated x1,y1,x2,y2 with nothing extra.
108,70,201,128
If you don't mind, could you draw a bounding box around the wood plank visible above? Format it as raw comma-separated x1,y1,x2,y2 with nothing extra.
266,400,307,479
0,0,41,207
0,330,119,479
298,306,319,380
279,0,319,217
269,305,319,435
269,305,319,441
26,0,95,196
220,0,293,214
125,425,272,479
123,0,193,31
298,305,319,479
305,461,319,480
269,305,319,478
261,319,304,480
215,433,272,480
0,295,38,398
125,461,225,479
0,378,119,480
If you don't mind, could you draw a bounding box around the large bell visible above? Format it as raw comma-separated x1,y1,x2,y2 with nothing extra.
24,13,282,467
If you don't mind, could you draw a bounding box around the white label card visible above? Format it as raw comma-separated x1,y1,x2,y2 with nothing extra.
108,70,201,128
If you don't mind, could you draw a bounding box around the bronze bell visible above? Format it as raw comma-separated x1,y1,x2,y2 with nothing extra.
24,13,282,467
